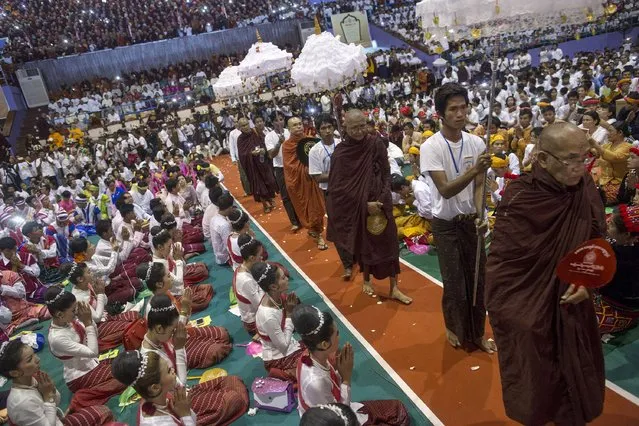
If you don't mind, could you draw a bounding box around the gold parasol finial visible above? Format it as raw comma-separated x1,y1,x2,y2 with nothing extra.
256,29,263,43
314,16,321,35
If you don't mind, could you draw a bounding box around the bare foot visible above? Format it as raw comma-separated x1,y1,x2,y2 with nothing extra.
390,287,412,305
317,236,328,251
342,268,352,281
290,225,300,232
446,329,461,348
474,337,497,354
251,333,261,342
362,281,375,297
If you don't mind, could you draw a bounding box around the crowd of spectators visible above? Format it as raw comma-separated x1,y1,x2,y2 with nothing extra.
0,0,316,63
371,0,639,59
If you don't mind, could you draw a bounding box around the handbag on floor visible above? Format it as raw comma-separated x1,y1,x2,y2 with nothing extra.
251,377,296,413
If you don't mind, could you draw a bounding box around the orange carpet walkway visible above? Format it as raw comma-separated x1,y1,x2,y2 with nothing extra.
213,155,639,425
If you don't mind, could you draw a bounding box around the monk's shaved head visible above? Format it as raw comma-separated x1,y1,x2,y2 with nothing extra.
288,116,304,137
539,122,586,153
344,109,367,141
238,117,251,133
537,122,590,187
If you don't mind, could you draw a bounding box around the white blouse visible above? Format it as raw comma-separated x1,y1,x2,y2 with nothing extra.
138,409,196,426
255,304,300,362
234,269,264,325
227,233,242,271
209,214,231,265
152,256,185,296
297,358,367,425
48,322,99,383
72,286,108,323
140,340,188,385
7,379,63,426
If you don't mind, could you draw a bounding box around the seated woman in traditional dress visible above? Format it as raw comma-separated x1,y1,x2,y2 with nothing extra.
293,304,410,425
112,350,197,426
227,209,252,271
137,295,249,424
1,337,115,426
595,205,639,335
61,262,140,352
590,121,632,205
0,270,50,336
136,258,212,314
45,286,127,413
69,236,141,304
0,236,48,303
300,403,359,426
150,226,209,290
251,261,303,383
616,146,639,205
20,221,62,284
233,234,266,336
141,289,229,368
390,174,432,240
160,211,205,259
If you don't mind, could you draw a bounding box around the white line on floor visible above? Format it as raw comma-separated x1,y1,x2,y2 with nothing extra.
230,194,445,426
400,258,639,407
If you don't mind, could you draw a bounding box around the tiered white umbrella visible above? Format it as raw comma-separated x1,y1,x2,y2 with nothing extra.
237,31,293,79
212,65,260,100
291,30,367,94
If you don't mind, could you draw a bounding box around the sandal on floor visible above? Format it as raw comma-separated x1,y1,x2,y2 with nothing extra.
317,237,329,251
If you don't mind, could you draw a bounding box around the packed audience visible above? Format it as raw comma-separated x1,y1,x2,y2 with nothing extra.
0,35,637,424
372,0,639,57
0,0,319,64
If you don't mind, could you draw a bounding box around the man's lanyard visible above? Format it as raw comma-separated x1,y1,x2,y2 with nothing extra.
442,134,464,175
322,141,335,171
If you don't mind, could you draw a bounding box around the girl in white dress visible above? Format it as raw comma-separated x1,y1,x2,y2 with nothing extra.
232,234,265,335
292,305,409,425
1,338,113,426
252,261,303,383
112,349,196,426
134,295,249,425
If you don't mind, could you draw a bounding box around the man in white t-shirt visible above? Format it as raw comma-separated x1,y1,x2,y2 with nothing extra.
420,82,496,354
228,124,251,196
308,115,353,279
264,111,299,230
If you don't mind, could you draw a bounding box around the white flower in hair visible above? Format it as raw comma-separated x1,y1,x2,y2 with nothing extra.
318,404,350,424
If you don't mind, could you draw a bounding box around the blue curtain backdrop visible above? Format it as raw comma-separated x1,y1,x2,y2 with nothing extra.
21,21,301,91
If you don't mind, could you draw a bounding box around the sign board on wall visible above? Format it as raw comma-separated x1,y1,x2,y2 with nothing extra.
330,12,372,48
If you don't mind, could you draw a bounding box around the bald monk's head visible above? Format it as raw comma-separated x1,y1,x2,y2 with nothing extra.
537,122,590,187
288,116,304,138
238,117,251,134
344,109,367,142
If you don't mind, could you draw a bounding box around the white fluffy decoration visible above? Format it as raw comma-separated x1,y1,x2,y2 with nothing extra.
237,42,293,79
212,66,260,100
416,0,605,40
291,31,367,94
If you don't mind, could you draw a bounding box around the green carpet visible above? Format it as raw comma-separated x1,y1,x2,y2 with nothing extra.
1,227,431,425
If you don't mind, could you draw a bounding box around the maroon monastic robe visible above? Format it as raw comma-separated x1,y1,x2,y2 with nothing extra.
237,130,277,203
486,164,606,425
326,134,400,279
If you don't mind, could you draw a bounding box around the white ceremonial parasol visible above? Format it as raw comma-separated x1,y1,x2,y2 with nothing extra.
212,65,260,100
414,0,616,306
291,30,367,94
237,30,293,79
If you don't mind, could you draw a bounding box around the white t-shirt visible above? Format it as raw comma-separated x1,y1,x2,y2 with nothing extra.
264,128,290,168
308,139,340,191
420,131,485,220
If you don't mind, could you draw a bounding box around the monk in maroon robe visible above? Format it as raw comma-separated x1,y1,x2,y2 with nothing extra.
237,117,277,212
327,109,411,304
486,123,606,425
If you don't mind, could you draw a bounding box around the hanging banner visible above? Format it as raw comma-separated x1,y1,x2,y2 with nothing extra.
331,12,372,48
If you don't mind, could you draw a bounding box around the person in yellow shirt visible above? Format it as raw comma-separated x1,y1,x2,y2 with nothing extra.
590,121,632,205
508,109,533,162
68,127,85,146
48,130,64,149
